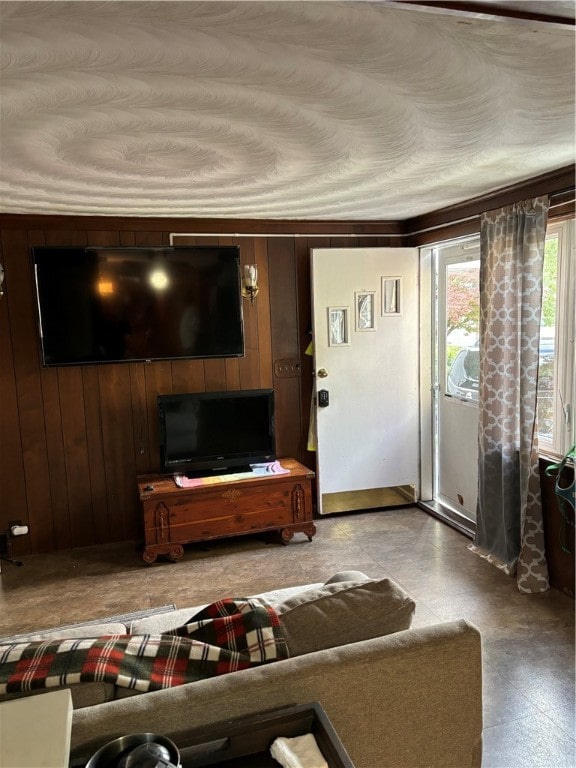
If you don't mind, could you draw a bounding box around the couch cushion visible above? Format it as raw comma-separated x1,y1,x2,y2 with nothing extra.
0,622,127,644
129,583,325,634
272,578,416,656
325,570,372,585
129,607,211,635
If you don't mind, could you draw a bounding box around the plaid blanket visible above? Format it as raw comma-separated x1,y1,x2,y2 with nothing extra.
0,598,288,695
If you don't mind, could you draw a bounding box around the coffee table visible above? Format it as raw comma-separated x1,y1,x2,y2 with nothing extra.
71,701,355,768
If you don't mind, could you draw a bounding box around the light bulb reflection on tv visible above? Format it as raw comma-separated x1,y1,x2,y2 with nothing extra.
149,268,169,291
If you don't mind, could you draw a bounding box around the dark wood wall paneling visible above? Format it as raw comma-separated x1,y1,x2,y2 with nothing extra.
0,225,285,554
0,220,391,554
0,164,573,554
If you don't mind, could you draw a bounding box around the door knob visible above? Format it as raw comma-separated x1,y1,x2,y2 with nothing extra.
317,368,328,378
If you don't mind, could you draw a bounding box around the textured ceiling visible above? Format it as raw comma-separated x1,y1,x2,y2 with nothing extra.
0,1,574,220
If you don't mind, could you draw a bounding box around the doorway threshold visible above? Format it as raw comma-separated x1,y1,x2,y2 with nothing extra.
418,500,475,539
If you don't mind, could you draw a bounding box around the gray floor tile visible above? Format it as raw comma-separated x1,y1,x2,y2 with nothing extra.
0,507,574,767
482,711,576,768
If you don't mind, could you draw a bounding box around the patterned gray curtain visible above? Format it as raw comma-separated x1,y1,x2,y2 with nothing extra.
471,196,550,593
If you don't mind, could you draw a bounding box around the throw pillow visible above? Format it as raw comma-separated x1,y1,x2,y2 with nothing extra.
272,578,415,656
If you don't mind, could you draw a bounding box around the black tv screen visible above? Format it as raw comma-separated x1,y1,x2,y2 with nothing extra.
31,245,244,366
158,389,275,476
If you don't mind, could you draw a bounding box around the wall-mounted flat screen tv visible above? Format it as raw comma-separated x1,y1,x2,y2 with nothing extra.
157,389,276,477
31,245,244,366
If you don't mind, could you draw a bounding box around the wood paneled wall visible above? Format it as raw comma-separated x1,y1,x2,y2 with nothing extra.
0,218,394,553
1,165,572,554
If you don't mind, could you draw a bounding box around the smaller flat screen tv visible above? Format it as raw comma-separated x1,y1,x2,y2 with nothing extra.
158,389,275,477
31,245,244,366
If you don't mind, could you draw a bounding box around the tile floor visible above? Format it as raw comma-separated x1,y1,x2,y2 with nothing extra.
0,506,574,768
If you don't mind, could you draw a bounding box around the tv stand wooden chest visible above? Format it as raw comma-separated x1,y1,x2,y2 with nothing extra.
137,458,316,563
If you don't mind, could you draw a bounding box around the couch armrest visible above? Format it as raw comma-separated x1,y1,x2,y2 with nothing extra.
70,620,482,768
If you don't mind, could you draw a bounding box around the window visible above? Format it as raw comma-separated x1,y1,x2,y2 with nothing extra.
434,218,574,459
444,255,480,402
538,219,575,457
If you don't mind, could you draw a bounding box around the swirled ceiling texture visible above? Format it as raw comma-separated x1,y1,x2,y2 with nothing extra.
0,1,574,220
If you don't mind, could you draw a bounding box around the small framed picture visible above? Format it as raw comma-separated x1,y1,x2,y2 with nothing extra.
355,291,376,331
381,276,402,315
327,306,350,346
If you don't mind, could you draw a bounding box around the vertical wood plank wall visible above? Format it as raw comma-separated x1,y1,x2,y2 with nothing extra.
0,219,391,553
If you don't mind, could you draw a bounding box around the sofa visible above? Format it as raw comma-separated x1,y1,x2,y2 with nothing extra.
0,571,483,768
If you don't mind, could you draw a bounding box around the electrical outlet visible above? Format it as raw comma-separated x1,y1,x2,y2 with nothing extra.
9,520,29,536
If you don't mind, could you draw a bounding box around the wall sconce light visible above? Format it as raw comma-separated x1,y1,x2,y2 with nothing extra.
0,263,4,298
242,264,259,305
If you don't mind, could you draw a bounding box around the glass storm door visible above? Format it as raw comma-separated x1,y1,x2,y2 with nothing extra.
435,240,480,524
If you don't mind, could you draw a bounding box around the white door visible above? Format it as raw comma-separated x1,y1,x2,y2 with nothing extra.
311,248,419,515
435,240,480,523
